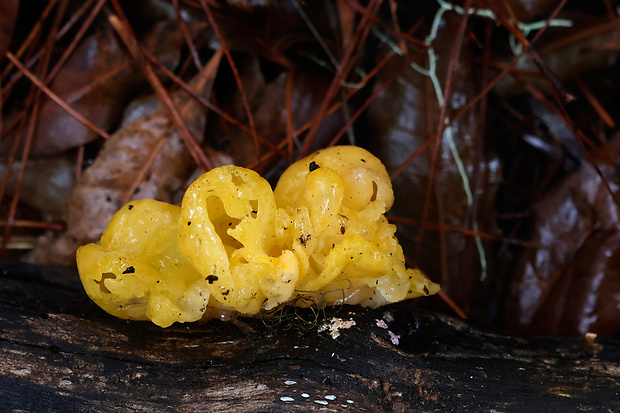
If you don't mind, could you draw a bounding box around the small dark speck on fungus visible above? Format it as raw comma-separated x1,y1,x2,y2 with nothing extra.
309,161,320,172
128,204,134,210
122,266,135,274
299,234,310,246
206,275,219,284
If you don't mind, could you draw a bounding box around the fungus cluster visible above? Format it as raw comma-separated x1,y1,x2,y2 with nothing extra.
77,146,439,327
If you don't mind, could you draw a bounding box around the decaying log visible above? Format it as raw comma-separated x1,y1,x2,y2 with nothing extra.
1,259,619,412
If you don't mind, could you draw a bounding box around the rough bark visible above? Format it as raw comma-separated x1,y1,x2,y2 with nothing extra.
1,259,618,412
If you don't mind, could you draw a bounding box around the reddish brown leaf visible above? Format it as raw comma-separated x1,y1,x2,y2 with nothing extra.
27,50,223,266
496,16,620,95
0,156,73,219
210,56,345,169
366,14,502,313
503,147,620,338
3,20,207,158
0,0,19,59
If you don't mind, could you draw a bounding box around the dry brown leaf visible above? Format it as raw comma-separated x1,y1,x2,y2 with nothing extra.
27,50,223,266
0,156,74,219
0,0,19,59
366,14,502,311
212,55,344,169
504,149,620,338
495,15,620,95
3,20,207,158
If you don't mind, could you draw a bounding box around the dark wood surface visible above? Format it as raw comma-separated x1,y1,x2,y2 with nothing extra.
1,258,619,412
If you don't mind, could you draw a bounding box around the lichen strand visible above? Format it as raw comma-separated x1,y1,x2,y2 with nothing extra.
77,146,439,327
76,199,225,328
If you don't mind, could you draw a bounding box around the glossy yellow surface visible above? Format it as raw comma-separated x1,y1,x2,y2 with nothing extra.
272,146,438,306
76,200,216,327
77,146,439,327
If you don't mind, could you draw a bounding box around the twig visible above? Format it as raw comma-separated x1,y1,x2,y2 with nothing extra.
299,0,382,159
575,77,615,128
342,0,425,48
294,13,427,141
285,69,296,162
198,0,262,171
172,0,203,69
121,135,169,206
434,167,448,287
327,48,427,147
1,0,68,256
389,216,536,248
0,220,65,230
437,290,468,319
1,0,59,80
141,47,288,160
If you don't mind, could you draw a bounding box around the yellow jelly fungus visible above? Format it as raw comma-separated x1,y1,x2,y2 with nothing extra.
178,165,300,314
76,200,223,327
77,146,439,327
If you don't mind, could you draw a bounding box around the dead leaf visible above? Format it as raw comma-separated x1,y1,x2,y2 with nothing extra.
0,156,74,219
495,15,620,95
211,55,344,169
2,20,207,158
0,0,19,59
27,50,223,266
503,151,620,338
366,14,502,312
